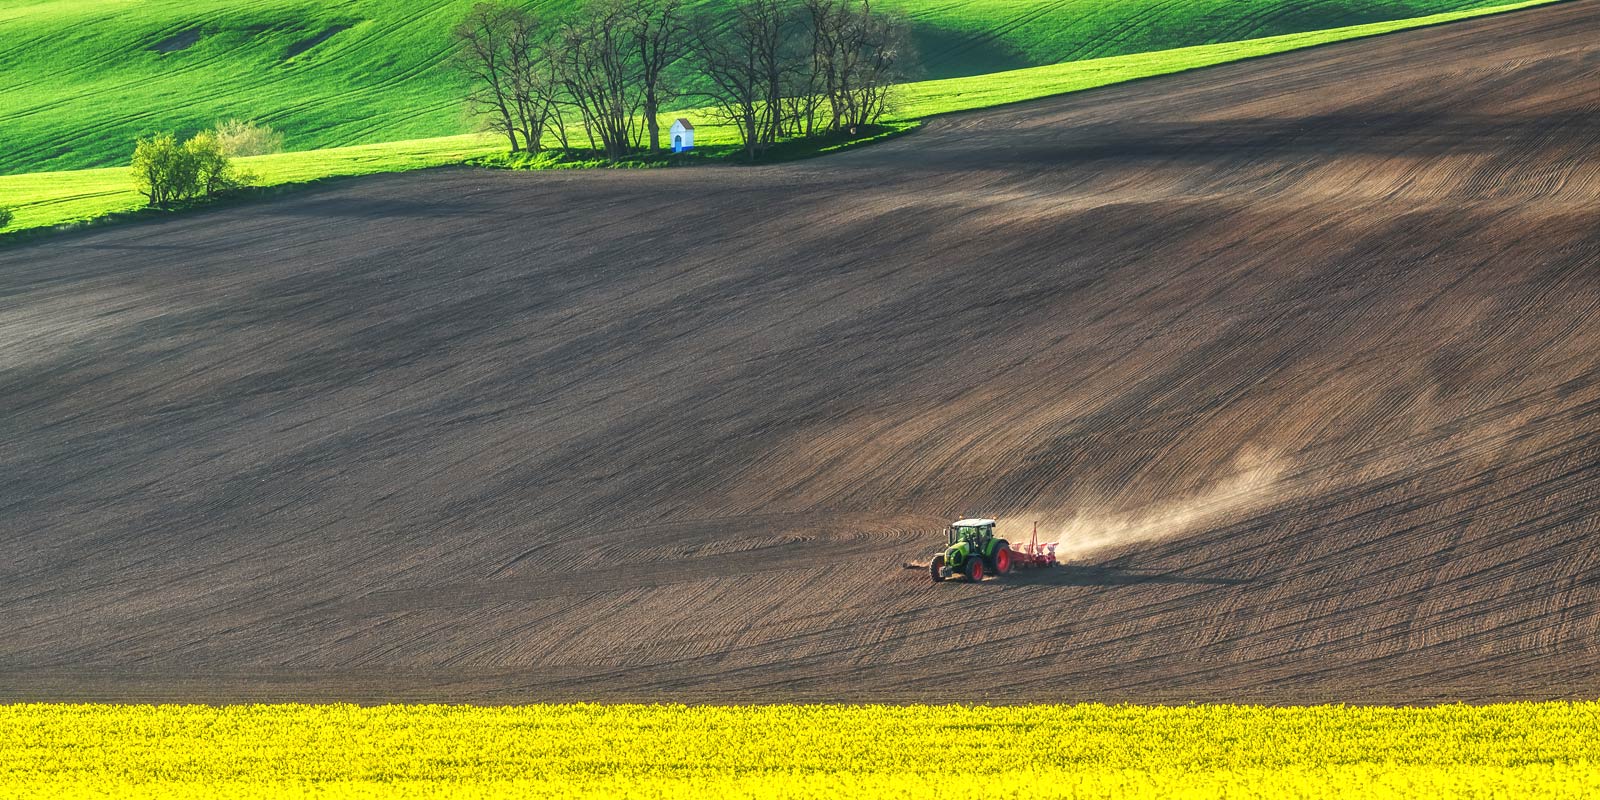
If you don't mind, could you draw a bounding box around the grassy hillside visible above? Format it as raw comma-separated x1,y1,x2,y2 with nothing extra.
0,0,1563,237
0,0,1520,175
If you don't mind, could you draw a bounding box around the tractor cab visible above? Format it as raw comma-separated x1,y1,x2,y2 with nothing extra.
932,518,1007,583
948,518,997,547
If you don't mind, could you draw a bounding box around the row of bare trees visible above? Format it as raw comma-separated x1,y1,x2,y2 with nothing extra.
453,0,913,161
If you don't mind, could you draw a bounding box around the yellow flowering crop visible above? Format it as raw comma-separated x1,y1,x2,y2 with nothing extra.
3,702,1599,798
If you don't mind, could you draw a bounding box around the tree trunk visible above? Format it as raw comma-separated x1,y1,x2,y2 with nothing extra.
645,91,661,153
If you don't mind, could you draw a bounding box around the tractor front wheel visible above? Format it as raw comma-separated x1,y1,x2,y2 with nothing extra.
965,556,985,582
930,555,946,583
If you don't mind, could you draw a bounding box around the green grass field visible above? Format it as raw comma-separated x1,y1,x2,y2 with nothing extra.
0,0,1528,176
0,0,1561,238
6,702,1600,798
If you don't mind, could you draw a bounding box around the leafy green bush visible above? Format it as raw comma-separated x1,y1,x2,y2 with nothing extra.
0,205,13,230
131,132,252,207
131,133,183,206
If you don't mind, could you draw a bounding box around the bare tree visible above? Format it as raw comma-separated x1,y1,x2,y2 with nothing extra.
626,0,689,152
505,12,565,153
454,3,566,155
841,0,912,130
454,3,525,152
798,0,840,134
555,0,648,159
781,29,826,138
696,0,791,161
800,0,912,133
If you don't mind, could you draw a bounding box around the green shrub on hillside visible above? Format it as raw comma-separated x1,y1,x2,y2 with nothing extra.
131,132,252,207
132,133,187,206
0,206,13,230
213,120,285,158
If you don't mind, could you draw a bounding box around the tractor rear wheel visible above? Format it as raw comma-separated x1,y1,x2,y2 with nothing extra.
965,556,985,582
991,542,1012,575
930,555,946,583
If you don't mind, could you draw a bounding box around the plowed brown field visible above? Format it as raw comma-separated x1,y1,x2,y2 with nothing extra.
3,1,1599,704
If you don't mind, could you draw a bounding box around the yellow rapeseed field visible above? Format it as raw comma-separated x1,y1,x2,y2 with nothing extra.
3,702,1599,798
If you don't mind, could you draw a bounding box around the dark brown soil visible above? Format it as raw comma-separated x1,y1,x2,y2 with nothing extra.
4,1,1600,704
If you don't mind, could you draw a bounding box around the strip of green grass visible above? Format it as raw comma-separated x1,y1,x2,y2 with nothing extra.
0,134,495,238
0,0,1562,239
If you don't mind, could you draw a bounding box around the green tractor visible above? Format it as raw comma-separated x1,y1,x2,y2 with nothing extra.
929,518,1012,582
